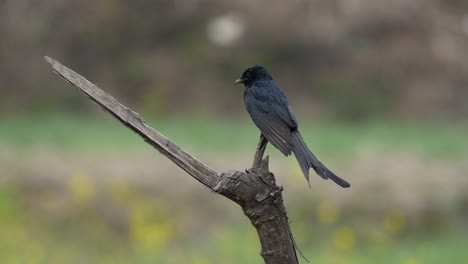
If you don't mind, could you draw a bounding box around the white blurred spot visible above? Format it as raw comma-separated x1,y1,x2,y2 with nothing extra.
206,12,245,47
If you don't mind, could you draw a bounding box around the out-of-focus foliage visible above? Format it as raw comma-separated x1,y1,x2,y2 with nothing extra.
1,0,467,120
0,118,467,263
1,0,467,263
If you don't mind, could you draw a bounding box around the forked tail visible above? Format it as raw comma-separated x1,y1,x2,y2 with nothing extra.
291,130,350,188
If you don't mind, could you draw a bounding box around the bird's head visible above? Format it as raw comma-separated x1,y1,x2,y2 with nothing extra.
234,65,273,86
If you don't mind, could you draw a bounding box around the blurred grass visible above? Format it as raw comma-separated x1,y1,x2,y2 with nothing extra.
1,114,467,159
1,114,467,263
0,183,467,264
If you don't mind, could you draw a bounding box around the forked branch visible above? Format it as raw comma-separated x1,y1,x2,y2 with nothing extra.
44,56,299,264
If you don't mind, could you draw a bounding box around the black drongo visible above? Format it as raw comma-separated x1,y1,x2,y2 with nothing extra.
235,66,350,188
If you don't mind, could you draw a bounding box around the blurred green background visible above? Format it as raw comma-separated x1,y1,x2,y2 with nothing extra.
1,0,468,263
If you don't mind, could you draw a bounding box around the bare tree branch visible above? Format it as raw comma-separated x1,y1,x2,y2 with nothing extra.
44,56,299,264
44,56,219,189
252,134,268,169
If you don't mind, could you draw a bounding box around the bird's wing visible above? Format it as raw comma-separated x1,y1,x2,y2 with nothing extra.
286,105,299,129
246,97,294,156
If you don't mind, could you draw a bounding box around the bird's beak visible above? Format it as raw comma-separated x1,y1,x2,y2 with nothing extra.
234,78,245,85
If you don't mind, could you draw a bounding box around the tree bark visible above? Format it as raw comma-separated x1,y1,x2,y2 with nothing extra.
44,56,299,264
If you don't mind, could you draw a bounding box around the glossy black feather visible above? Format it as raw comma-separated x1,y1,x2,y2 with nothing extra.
238,65,350,188
244,89,293,155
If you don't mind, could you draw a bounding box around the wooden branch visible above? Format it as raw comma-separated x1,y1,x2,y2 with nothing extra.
252,134,268,169
214,166,298,264
44,56,299,264
44,56,218,189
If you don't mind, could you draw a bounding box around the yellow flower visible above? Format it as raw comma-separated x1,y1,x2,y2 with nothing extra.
317,200,339,225
132,221,172,250
333,226,356,251
383,211,406,235
68,171,95,204
130,200,174,251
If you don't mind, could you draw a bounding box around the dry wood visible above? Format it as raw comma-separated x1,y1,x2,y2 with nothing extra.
45,56,299,264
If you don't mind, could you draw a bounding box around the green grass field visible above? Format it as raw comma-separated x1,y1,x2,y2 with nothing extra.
1,115,467,263
1,114,467,158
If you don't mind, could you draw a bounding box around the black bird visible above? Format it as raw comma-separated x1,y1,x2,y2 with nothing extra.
235,66,350,188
